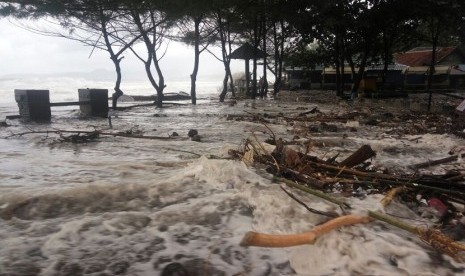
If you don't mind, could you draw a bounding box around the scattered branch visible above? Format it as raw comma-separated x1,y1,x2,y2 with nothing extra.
4,129,178,141
280,185,338,218
409,154,465,170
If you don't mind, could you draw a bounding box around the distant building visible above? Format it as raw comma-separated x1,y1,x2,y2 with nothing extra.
322,67,354,90
283,46,465,93
394,46,465,66
284,67,323,89
394,46,465,89
364,64,407,91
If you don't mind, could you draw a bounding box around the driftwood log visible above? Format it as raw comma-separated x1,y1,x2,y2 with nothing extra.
409,153,465,169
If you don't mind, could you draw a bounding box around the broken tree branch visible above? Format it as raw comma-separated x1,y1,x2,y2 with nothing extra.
339,145,376,168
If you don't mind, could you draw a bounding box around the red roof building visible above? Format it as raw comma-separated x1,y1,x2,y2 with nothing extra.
394,46,465,66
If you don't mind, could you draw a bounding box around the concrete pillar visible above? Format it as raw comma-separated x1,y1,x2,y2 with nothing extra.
14,89,51,122
78,89,109,117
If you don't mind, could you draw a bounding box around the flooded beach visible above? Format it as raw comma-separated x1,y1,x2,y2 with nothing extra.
1,88,465,275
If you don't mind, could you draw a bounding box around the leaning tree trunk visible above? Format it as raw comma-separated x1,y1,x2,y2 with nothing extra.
152,23,166,108
99,8,123,109
144,57,163,107
132,10,165,108
219,59,233,102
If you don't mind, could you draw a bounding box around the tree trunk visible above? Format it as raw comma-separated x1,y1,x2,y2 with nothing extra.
228,70,235,97
352,39,371,98
245,60,250,97
220,72,229,102
111,57,124,109
131,10,165,108
261,11,268,98
251,12,259,99
220,57,233,102
99,6,123,109
227,20,235,98
427,23,439,112
144,56,161,105
335,33,343,97
217,12,233,102
381,30,390,94
190,16,201,105
154,56,165,109
352,49,369,97
272,22,279,95
335,59,342,97
151,21,165,108
270,20,284,96
217,12,228,102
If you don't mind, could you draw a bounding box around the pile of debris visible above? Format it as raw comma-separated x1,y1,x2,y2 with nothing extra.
229,130,465,261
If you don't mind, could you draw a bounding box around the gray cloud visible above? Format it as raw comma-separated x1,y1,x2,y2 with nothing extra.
0,18,246,85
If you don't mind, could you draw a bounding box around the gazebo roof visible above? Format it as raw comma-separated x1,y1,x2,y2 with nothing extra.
229,42,266,60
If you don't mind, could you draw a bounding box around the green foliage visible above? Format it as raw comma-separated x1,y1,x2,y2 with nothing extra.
3,0,465,98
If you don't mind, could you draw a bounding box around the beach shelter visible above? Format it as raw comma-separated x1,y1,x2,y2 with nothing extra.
229,42,266,95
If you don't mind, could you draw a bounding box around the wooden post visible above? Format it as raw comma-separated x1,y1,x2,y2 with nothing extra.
14,89,51,122
78,89,109,117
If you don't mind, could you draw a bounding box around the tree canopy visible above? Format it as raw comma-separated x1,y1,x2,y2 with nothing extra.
2,0,465,101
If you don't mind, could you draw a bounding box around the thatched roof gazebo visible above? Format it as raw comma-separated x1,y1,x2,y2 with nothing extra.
229,42,266,96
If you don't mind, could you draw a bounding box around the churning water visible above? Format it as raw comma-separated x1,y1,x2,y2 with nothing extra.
1,78,465,275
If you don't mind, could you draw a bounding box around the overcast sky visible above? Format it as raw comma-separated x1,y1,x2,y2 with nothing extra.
0,18,245,83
